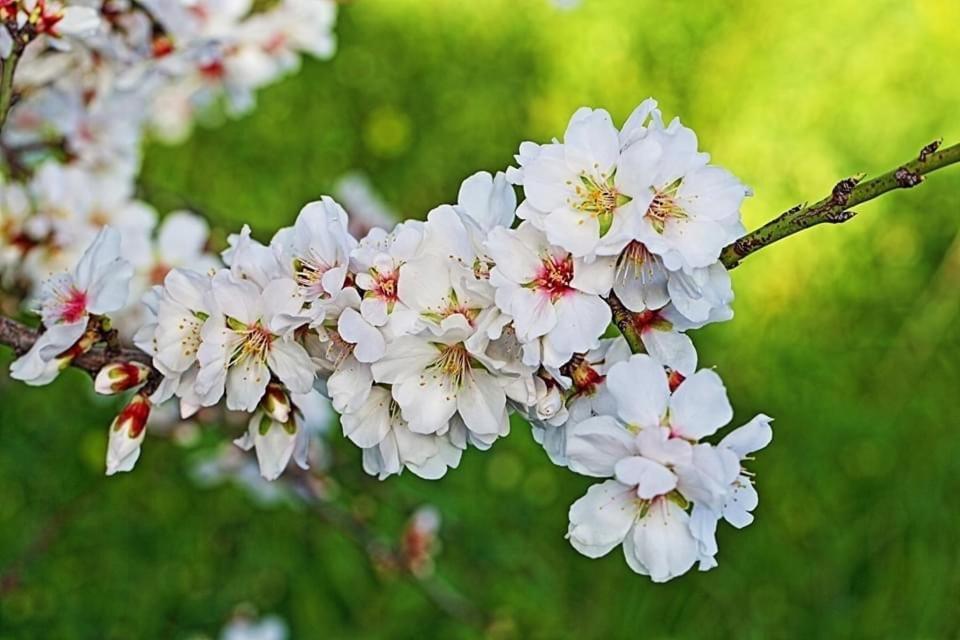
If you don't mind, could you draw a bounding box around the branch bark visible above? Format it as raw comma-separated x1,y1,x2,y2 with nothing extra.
720,140,960,269
0,315,153,377
0,49,19,133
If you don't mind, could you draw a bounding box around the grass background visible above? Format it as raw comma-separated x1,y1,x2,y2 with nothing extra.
2,0,960,637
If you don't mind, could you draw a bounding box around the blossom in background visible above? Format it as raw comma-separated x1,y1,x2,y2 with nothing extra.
10,226,133,385
403,506,442,576
219,612,288,640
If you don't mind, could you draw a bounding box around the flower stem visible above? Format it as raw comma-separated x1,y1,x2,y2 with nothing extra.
604,292,646,354
721,140,960,269
0,50,20,133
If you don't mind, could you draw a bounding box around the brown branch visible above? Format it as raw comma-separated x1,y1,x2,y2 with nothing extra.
0,315,153,377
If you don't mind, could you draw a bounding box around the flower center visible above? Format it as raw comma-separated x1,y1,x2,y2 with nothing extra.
616,241,664,284
431,342,470,387
570,172,631,237
530,254,574,301
227,319,275,366
45,278,89,324
645,179,687,233
293,254,333,297
421,289,481,326
372,269,399,303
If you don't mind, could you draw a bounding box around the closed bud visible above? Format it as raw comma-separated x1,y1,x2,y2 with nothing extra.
536,383,564,419
106,393,151,476
95,361,151,395
262,383,292,424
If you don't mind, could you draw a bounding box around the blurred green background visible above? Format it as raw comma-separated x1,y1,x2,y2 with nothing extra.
2,0,960,637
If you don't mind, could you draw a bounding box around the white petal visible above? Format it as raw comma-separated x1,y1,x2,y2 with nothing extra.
341,386,392,448
338,308,386,363
566,415,635,478
614,456,677,499
640,327,697,375
456,370,506,436
567,479,637,558
157,212,209,265
606,354,670,429
267,339,315,394
457,170,517,230
370,336,438,384
544,293,610,365
625,498,698,582
668,369,733,440
225,358,270,412
392,371,457,435
563,108,619,175
571,256,615,296
719,414,774,457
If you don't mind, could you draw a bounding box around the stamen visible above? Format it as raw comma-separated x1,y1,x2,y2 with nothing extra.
645,179,687,234
529,254,574,301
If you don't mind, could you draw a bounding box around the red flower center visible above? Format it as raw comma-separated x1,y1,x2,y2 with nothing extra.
533,255,574,301
60,288,88,324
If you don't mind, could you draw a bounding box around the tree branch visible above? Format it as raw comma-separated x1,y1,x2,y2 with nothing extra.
0,49,20,133
603,292,645,353
720,140,960,269
0,315,153,377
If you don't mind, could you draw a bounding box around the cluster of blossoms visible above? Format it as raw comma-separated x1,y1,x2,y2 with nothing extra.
0,0,338,337
7,98,773,582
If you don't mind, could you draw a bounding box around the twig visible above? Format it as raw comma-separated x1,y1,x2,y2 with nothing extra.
0,315,153,376
603,292,645,354
720,140,960,268
1,314,483,623
0,49,20,132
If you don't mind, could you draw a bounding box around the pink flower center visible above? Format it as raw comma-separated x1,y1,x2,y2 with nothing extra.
60,288,88,324
532,255,574,301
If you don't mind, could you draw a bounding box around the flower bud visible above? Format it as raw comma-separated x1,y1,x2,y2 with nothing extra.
106,393,150,476
403,506,441,577
536,382,564,421
94,361,151,395
262,383,292,424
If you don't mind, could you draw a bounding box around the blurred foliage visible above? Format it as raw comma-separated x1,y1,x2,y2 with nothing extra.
3,0,960,637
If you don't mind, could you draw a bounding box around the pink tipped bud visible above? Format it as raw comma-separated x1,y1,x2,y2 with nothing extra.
106,393,151,476
262,383,292,424
95,362,151,395
403,506,442,577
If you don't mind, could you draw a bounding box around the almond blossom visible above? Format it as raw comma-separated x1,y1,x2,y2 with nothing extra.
10,226,133,385
564,354,771,581
196,270,315,412
486,221,612,368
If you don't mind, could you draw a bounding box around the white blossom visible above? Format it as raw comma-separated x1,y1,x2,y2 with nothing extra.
10,226,133,385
